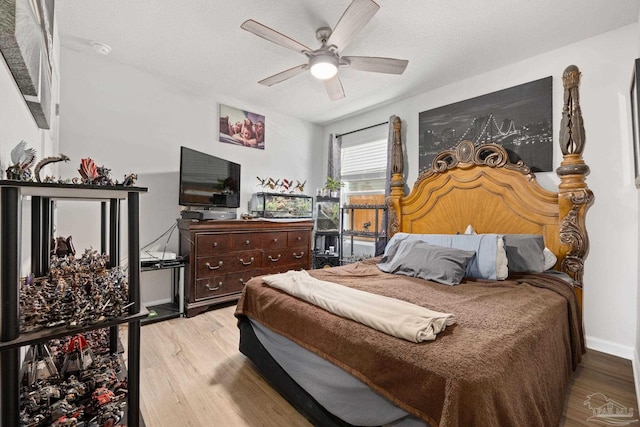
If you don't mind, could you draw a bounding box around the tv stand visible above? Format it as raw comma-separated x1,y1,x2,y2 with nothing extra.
181,209,237,220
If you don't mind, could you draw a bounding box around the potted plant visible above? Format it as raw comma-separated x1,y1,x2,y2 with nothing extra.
324,176,344,198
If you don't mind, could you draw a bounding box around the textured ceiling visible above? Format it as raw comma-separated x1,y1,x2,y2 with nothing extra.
55,1,639,125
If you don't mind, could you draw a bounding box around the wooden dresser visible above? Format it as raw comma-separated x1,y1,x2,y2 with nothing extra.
178,219,314,317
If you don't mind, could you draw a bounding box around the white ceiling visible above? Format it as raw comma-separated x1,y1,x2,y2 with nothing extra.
55,0,640,126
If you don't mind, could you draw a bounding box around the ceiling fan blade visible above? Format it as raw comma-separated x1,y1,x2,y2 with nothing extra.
343,56,408,74
324,75,345,101
241,19,311,54
327,0,380,50
258,64,308,86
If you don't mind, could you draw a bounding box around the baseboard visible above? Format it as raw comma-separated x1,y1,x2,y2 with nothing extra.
585,335,634,360
634,348,640,414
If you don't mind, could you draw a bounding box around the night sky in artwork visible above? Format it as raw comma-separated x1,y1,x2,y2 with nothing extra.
418,77,553,172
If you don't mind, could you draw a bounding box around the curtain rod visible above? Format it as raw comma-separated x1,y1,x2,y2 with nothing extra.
337,121,388,138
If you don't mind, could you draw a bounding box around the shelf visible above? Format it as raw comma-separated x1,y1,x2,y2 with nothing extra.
342,204,386,209
342,230,387,238
0,180,147,199
142,302,181,325
314,230,340,236
0,308,149,351
316,196,340,203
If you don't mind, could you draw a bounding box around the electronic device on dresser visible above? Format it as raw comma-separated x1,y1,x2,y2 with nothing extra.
179,146,240,220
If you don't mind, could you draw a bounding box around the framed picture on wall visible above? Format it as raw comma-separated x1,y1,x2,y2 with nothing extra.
631,58,640,188
418,77,553,173
0,0,55,129
219,104,265,150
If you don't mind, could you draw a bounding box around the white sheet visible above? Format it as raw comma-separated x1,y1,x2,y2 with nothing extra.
262,270,455,342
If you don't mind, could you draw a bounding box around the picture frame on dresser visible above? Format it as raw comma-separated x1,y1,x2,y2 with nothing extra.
630,58,640,188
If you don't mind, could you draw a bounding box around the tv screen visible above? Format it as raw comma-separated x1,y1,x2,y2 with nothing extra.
179,146,241,208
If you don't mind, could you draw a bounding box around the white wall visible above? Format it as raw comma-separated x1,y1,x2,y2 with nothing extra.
323,25,640,359
56,47,324,306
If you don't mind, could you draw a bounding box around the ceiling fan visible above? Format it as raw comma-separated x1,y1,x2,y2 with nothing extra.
241,0,408,101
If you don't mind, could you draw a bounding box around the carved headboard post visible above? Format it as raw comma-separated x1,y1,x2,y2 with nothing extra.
387,116,405,238
556,65,594,312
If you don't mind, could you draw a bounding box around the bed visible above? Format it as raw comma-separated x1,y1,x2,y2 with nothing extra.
235,65,593,427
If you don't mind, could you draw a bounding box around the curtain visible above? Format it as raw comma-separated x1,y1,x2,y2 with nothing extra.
328,133,341,180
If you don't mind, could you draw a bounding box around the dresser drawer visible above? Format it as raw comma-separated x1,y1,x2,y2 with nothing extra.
195,269,259,301
287,230,309,247
262,263,305,276
231,233,261,251
261,231,288,249
262,248,308,268
196,250,262,278
196,234,231,256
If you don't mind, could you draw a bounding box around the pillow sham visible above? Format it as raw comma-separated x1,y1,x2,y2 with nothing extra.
543,247,558,270
463,224,508,279
502,234,546,273
465,225,556,271
378,240,475,285
383,232,505,280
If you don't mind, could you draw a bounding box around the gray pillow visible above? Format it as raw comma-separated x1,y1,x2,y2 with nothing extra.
503,234,545,273
378,239,476,285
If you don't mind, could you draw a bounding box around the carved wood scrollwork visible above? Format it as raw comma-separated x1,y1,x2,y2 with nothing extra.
559,191,593,290
415,140,534,187
559,65,586,156
386,196,399,237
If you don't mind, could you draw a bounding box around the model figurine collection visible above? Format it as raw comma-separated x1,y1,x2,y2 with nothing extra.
4,140,137,186
19,329,129,427
20,248,131,333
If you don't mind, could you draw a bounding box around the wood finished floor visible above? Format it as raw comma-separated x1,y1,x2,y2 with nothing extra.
124,305,638,427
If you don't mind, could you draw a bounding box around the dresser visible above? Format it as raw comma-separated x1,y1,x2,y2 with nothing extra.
178,219,314,317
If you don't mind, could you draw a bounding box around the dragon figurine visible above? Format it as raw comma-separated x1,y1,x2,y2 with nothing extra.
34,154,70,183
6,140,37,181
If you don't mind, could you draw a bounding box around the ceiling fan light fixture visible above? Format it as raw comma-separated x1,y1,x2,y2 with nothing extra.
309,55,338,80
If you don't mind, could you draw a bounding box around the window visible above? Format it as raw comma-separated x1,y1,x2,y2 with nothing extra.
340,125,388,207
339,124,388,258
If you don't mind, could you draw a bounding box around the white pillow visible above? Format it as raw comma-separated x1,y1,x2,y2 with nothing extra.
543,247,557,270
464,225,508,280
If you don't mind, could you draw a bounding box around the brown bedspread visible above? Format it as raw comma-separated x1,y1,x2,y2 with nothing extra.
235,259,584,427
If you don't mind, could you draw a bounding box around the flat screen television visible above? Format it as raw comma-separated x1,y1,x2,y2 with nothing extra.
179,146,241,208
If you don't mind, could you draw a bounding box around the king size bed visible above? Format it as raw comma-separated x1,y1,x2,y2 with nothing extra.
235,65,593,427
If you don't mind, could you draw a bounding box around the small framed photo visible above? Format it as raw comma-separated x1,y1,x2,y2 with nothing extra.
631,58,640,188
219,104,265,150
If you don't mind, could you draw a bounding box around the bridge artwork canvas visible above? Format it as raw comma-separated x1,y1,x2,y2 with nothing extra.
418,77,552,172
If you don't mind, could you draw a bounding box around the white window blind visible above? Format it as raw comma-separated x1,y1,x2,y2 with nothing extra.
340,125,388,189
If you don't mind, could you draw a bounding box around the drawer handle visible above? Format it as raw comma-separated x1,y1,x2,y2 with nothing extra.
239,257,255,266
206,282,222,291
268,254,282,262
272,238,278,243
239,278,250,285
296,236,302,241
212,242,218,247
205,261,223,270
293,252,304,259
245,239,250,245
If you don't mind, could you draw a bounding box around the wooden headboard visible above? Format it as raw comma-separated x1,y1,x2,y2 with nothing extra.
387,65,593,311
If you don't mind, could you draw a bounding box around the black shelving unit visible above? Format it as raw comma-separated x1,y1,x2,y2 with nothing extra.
141,259,185,325
0,181,147,427
340,204,388,264
313,196,340,269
